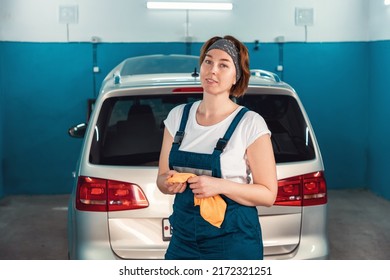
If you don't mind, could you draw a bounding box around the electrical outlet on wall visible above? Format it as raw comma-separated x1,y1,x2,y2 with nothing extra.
295,8,314,26
59,5,79,24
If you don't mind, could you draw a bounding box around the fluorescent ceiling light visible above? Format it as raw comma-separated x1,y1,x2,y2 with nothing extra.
147,2,233,10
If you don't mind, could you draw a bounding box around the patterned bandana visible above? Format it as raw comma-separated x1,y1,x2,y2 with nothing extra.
206,38,241,82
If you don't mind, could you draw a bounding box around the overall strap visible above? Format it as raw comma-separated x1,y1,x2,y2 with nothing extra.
212,107,249,178
169,102,194,170
173,102,194,146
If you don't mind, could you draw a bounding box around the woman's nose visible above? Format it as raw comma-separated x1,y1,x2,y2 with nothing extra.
211,64,218,74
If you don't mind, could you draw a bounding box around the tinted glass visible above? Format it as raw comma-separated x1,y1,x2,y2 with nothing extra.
121,55,200,76
89,93,315,166
89,94,201,166
238,94,315,163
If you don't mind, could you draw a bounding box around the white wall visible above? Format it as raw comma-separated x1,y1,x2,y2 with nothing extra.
0,0,389,42
369,0,390,41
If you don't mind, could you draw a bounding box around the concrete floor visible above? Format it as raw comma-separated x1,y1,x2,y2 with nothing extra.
0,189,389,260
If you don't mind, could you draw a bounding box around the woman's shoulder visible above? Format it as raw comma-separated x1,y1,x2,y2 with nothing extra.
165,100,200,124
170,100,200,114
242,107,266,122
240,107,270,133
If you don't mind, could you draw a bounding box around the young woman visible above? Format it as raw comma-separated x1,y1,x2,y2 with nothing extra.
156,35,278,260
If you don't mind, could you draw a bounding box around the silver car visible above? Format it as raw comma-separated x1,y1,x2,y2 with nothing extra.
67,54,328,260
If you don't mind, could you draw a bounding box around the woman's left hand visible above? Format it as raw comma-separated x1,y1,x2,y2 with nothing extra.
187,175,221,198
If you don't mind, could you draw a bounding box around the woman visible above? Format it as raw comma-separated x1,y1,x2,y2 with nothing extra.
156,35,278,260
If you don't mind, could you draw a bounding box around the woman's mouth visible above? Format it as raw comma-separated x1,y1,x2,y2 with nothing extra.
205,78,218,84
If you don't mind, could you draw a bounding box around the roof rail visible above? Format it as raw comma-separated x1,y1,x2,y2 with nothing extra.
113,71,121,84
250,69,281,82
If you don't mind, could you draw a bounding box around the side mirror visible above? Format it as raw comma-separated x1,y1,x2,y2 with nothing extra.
68,123,87,138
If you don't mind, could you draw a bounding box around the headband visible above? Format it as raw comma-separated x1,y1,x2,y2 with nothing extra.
206,38,241,82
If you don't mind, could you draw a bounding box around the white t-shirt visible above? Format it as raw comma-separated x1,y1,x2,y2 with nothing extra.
164,100,271,184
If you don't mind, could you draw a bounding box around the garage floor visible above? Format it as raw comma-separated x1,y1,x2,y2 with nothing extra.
0,189,390,260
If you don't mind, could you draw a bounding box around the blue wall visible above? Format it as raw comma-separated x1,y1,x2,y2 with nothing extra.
367,41,390,200
0,42,93,195
0,40,387,199
0,42,4,198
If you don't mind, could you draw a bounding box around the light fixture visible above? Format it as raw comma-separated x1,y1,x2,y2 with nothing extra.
385,0,390,5
146,2,233,10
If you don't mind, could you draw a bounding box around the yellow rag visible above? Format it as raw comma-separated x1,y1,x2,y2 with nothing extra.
167,173,227,228
194,195,227,228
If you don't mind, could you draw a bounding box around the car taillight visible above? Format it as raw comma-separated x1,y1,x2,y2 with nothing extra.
274,171,327,206
76,176,149,211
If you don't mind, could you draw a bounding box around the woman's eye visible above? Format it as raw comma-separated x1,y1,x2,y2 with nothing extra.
204,59,212,64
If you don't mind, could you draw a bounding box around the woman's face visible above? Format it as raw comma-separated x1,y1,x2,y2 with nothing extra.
200,48,236,96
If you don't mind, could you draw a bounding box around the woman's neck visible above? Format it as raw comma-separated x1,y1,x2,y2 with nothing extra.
196,94,239,126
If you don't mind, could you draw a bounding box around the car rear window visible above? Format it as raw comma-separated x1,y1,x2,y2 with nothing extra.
89,93,315,166
121,55,200,76
238,94,315,163
89,94,201,166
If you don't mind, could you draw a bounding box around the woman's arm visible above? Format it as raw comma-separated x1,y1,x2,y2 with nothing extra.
156,127,187,195
188,134,278,207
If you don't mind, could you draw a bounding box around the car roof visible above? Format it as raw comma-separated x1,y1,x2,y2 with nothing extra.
100,54,294,93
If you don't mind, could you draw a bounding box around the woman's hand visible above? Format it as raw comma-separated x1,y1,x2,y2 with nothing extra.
157,128,188,195
188,175,221,198
166,181,187,194
159,170,187,195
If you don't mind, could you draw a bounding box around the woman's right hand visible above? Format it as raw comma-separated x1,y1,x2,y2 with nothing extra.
158,170,187,195
156,127,188,195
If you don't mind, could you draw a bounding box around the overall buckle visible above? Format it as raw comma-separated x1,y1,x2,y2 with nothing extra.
174,131,185,144
215,138,228,151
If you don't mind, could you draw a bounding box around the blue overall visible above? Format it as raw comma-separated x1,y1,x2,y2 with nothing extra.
166,102,263,260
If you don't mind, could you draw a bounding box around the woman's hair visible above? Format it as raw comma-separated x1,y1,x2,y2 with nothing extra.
199,35,250,97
